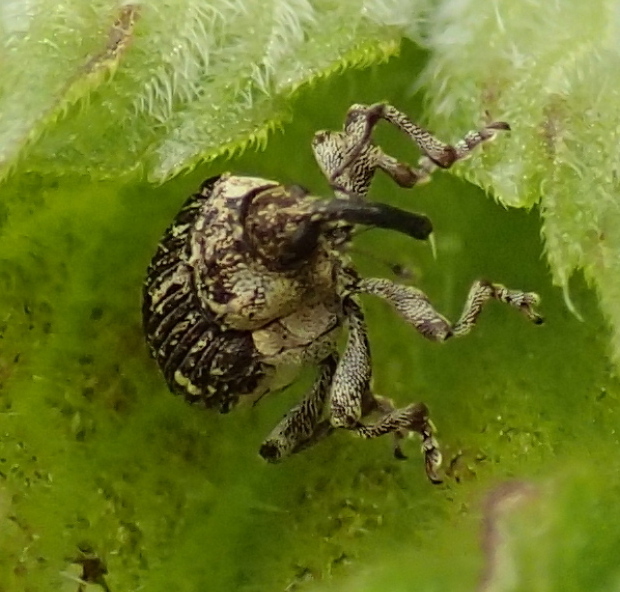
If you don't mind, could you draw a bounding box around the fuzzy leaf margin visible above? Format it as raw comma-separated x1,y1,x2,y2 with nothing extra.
0,0,423,181
419,0,620,365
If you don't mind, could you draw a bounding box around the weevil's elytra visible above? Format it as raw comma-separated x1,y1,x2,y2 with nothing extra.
142,103,543,483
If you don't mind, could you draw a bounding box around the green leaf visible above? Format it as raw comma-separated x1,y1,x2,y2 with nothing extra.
0,0,407,181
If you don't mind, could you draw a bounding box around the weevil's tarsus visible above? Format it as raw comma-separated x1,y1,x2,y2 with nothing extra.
361,395,443,484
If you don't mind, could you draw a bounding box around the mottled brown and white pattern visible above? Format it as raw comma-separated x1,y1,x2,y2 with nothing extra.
142,103,543,483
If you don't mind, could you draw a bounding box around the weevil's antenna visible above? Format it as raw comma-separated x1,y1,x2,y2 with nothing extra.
428,232,437,261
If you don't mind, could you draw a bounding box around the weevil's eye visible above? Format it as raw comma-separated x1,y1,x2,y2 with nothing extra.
279,220,321,268
323,222,351,247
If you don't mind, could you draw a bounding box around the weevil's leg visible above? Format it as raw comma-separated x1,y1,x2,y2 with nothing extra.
357,396,443,484
311,130,381,199
324,102,509,186
328,299,371,429
374,151,435,188
378,103,510,168
259,355,337,462
329,297,442,483
451,281,543,336
362,393,409,458
356,278,543,342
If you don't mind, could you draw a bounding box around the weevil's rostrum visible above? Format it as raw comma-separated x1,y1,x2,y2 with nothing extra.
142,103,543,483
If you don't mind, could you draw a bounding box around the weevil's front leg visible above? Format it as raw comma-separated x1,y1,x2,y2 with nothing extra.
259,355,337,462
356,278,543,342
377,103,509,168
322,102,509,191
329,297,442,483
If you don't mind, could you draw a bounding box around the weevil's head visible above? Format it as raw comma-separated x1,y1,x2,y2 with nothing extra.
243,183,412,270
241,184,338,272
242,183,433,273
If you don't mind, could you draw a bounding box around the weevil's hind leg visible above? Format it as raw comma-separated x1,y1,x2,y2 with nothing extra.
329,297,442,483
356,278,543,343
259,355,337,462
359,393,443,484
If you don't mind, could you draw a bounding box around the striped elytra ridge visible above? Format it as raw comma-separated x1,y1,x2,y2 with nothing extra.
142,175,267,413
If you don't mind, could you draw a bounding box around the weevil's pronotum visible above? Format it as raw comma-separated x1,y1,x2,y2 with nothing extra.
142,103,543,483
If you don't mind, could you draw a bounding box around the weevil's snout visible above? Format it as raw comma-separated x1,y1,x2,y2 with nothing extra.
368,202,433,241
316,198,433,242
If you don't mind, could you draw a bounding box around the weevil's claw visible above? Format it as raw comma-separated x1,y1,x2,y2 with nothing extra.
518,292,544,325
425,447,443,484
530,312,545,325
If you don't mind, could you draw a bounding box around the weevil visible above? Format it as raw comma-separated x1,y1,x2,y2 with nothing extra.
142,103,543,483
